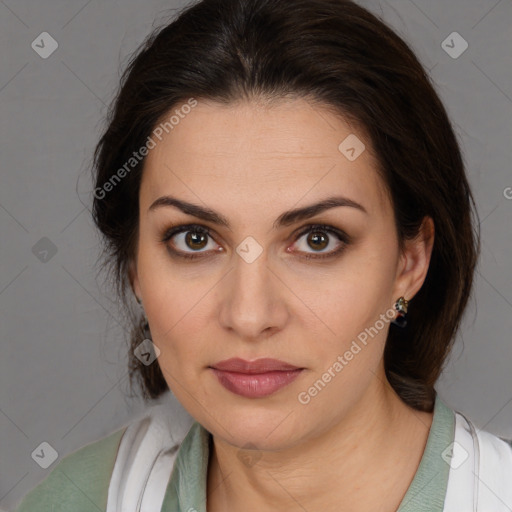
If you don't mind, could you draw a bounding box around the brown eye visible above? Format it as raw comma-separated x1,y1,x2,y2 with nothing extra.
292,224,350,260
161,223,349,262
306,231,329,251
185,230,209,250
161,224,220,259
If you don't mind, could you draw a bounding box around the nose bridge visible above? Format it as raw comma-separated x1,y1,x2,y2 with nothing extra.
219,243,286,338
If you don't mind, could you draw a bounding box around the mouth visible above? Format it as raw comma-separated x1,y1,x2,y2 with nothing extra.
209,358,304,398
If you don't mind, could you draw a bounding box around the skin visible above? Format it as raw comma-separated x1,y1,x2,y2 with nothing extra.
131,96,435,512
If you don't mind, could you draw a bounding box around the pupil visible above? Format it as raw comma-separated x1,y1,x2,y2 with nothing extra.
186,231,207,250
309,232,327,251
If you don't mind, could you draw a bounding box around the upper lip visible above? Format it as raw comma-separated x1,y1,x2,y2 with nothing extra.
211,358,301,374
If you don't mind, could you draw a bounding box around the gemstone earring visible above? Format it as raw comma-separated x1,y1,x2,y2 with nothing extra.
392,296,409,328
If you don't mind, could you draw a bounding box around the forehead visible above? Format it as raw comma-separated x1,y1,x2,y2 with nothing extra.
140,97,391,219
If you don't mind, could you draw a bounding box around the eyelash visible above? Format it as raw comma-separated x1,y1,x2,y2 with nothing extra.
160,223,350,261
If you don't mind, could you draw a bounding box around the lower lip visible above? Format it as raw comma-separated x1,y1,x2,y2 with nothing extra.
211,368,303,398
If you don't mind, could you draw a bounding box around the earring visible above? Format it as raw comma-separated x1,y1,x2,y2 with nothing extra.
142,314,152,340
136,296,152,339
392,296,409,328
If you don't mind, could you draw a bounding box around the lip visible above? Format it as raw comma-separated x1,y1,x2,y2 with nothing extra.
212,357,301,373
210,358,304,398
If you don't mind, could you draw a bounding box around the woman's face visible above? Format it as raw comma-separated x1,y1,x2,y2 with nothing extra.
131,97,432,450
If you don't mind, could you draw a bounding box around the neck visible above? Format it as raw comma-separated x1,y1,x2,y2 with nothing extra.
207,369,434,512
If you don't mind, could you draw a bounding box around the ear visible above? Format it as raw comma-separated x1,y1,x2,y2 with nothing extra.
393,216,435,301
128,258,142,301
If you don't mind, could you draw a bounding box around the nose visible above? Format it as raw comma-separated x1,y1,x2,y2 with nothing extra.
218,247,289,341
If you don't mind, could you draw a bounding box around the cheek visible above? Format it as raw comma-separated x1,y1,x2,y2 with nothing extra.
305,248,395,341
295,254,397,391
135,245,208,364
144,281,211,369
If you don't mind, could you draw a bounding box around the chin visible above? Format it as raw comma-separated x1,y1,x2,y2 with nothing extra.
199,399,310,451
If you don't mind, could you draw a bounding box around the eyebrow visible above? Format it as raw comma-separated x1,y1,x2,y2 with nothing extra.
148,194,367,230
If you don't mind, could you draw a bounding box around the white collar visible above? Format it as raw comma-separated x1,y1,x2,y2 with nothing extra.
106,391,193,512
443,410,512,511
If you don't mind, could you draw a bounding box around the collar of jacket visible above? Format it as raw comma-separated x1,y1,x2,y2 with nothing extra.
443,409,512,511
106,390,194,512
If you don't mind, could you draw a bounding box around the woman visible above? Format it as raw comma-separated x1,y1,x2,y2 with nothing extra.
15,0,512,511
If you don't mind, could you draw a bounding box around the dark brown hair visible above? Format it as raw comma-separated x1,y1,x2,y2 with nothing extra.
92,0,480,411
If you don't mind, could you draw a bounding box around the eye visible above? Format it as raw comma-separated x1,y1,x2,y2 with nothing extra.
161,224,221,260
161,223,350,261
291,224,349,260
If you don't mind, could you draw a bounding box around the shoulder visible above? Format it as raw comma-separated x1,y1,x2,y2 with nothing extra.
14,426,127,512
471,423,512,507
476,427,512,469
444,410,512,511
453,410,512,473
14,392,195,512
106,392,195,510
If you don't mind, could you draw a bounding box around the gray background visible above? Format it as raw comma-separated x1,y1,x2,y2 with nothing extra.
1,0,511,509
